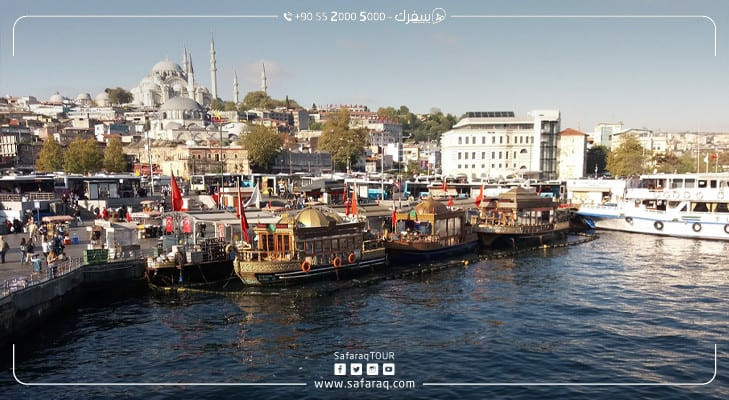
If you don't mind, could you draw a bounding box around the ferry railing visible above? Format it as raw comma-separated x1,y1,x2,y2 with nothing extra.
0,192,56,202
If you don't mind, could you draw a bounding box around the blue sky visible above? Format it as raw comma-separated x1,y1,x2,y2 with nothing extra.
1,0,727,132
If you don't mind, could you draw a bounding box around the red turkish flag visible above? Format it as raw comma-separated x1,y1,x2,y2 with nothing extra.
170,172,183,212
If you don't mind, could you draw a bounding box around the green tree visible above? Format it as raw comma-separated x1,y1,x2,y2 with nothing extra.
653,152,695,174
405,160,422,178
104,87,133,105
210,98,224,110
65,138,103,173
586,145,609,176
223,101,238,112
411,111,457,143
318,108,367,172
309,121,323,130
241,124,283,172
606,134,646,177
103,137,127,172
35,137,65,172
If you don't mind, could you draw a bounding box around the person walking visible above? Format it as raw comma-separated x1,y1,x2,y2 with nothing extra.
47,250,58,279
25,238,35,264
42,238,50,262
0,235,8,263
20,238,28,264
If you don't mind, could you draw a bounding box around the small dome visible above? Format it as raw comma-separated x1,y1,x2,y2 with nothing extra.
164,121,182,130
278,214,295,225
294,208,331,228
326,212,343,223
414,198,449,215
152,60,183,75
159,96,203,112
49,92,64,103
75,93,91,101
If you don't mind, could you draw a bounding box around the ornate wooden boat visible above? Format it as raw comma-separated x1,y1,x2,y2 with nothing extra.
385,199,478,265
233,208,387,286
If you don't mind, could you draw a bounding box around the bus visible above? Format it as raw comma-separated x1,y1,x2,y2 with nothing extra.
190,173,251,194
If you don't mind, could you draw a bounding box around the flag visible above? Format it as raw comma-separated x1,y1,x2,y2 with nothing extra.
351,184,358,216
170,172,183,211
475,184,484,207
711,152,718,160
448,196,453,207
704,154,709,163
237,181,250,243
126,211,132,223
210,192,220,207
391,209,397,230
441,179,447,192
344,184,350,216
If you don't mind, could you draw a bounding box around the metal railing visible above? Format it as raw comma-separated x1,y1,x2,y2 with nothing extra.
0,249,155,299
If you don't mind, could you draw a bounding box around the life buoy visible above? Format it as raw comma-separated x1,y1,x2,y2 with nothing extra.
718,192,725,200
301,260,311,273
634,199,641,206
654,221,664,231
684,192,690,199
724,224,729,234
225,244,233,254
692,222,702,232
672,191,679,199
332,256,342,268
696,192,703,200
625,216,633,224
347,252,356,264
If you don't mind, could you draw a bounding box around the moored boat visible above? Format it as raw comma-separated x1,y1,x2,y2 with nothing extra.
233,208,387,286
474,187,571,248
577,173,729,240
385,199,478,264
145,211,239,287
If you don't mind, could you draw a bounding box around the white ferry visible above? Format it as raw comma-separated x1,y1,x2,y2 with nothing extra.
577,173,729,240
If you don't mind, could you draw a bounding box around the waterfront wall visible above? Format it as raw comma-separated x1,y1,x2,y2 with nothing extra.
0,260,146,348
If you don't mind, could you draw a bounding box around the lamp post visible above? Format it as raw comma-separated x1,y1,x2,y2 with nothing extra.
219,122,224,208
147,130,154,195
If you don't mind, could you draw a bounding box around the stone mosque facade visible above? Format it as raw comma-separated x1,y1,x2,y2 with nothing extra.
130,46,213,108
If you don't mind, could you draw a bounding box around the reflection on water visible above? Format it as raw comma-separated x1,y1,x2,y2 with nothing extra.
2,231,726,399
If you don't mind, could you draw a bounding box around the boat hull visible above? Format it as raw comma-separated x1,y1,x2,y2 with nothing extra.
578,205,729,240
235,249,388,286
475,222,571,248
146,259,235,287
385,239,478,265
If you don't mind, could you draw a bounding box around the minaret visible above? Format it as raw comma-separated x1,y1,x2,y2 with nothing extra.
187,53,195,101
233,70,239,104
210,32,218,100
261,62,268,94
182,46,188,76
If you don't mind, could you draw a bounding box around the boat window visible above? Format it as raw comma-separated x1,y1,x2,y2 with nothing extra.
716,203,729,212
692,202,708,212
668,201,681,208
679,204,687,212
709,180,717,189
720,181,727,189
698,180,707,189
684,179,695,189
670,180,681,189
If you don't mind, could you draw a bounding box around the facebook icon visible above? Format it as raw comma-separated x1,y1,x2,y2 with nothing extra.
334,363,347,376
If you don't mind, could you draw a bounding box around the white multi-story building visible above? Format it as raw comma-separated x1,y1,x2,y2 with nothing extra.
557,128,587,179
440,110,561,180
593,122,623,147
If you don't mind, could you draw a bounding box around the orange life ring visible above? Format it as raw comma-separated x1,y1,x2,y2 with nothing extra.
301,260,311,273
347,252,356,264
332,256,342,268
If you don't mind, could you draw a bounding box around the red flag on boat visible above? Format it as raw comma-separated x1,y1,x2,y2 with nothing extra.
475,184,484,207
210,191,220,207
351,184,358,216
441,179,447,192
448,196,454,207
125,211,132,223
344,185,351,216
391,209,397,230
170,172,183,211
237,181,250,243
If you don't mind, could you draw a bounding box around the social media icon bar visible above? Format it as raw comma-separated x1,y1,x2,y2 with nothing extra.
334,363,347,376
382,363,395,376
366,363,379,376
350,363,362,376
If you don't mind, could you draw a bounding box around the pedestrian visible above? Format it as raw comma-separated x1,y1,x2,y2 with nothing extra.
0,235,8,263
20,238,27,264
25,238,35,264
47,250,58,279
42,238,50,261
28,220,37,241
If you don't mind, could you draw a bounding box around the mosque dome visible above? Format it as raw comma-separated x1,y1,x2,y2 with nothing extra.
413,198,449,215
152,60,184,75
49,92,64,103
159,96,203,112
294,208,332,228
75,93,91,101
94,93,110,107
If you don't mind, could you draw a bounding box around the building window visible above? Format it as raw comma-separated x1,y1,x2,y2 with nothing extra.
505,152,508,159
458,164,461,168
492,151,495,159
458,137,462,144
472,152,475,159
500,136,503,144
482,137,485,144
464,164,468,168
492,137,495,144
498,151,502,159
465,152,468,160
472,164,475,169
481,164,485,168
520,148,528,154
514,151,517,158
458,152,461,159
481,152,485,159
